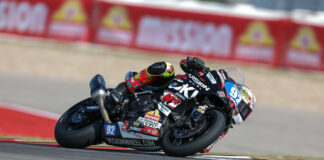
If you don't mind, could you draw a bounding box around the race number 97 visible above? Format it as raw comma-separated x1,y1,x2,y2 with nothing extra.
104,124,116,136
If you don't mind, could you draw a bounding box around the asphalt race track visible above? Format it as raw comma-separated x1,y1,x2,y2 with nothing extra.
0,142,254,160
0,72,324,158
0,142,182,160
0,142,191,160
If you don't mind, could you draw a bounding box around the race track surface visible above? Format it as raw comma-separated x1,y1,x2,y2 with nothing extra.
0,142,182,160
0,72,324,157
0,142,255,160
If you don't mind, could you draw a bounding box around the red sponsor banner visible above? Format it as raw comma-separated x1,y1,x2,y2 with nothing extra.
47,0,93,41
91,1,136,46
0,0,49,37
0,0,92,41
2,0,324,71
281,21,324,71
92,0,284,66
233,20,284,66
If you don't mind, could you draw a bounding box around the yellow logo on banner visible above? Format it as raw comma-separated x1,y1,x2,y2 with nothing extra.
101,6,132,30
53,0,87,23
290,27,321,53
239,21,274,46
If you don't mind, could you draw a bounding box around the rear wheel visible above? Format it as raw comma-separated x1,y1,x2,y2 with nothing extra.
55,98,103,148
161,109,226,157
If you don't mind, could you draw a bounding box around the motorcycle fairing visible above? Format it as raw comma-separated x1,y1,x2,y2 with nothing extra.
224,82,242,107
161,70,226,112
104,122,158,141
111,70,231,140
105,137,157,147
104,124,117,136
160,90,182,109
157,102,171,116
117,122,158,141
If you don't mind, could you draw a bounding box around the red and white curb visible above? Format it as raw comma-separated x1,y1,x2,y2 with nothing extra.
0,101,60,119
0,101,59,139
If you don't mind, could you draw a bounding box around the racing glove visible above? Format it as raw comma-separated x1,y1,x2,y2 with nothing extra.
180,57,206,74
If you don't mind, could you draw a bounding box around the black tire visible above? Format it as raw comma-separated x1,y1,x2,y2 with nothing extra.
161,109,226,157
55,98,103,148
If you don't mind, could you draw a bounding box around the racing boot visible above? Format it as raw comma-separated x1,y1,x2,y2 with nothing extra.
126,61,174,92
110,82,129,102
109,61,174,119
110,61,174,105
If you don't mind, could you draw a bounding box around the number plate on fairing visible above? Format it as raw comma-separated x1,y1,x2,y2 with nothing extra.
225,82,241,106
104,124,117,136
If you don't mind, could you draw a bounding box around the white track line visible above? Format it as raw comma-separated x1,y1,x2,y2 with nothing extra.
0,101,60,120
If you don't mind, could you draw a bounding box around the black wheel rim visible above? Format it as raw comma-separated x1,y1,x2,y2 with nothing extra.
167,112,212,146
59,99,99,132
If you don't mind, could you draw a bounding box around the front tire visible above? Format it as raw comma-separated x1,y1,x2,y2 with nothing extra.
55,98,103,148
161,109,226,157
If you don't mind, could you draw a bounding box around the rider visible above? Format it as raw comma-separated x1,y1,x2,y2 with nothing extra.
110,57,202,106
110,56,255,125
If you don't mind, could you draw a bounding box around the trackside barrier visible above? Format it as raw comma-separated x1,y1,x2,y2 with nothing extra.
0,0,93,41
0,0,323,71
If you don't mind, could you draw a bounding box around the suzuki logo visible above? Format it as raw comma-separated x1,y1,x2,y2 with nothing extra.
169,84,198,98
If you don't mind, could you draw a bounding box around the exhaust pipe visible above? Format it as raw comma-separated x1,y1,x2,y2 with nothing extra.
89,74,111,124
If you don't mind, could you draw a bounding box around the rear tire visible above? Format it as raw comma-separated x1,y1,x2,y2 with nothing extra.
161,109,226,157
55,98,103,148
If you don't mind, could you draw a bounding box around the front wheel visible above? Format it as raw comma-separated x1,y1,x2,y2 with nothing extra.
55,98,103,148
161,109,226,157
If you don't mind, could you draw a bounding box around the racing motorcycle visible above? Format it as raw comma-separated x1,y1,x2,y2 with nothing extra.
55,64,253,157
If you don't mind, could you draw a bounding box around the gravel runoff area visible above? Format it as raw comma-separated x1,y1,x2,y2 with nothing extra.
1,35,324,114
